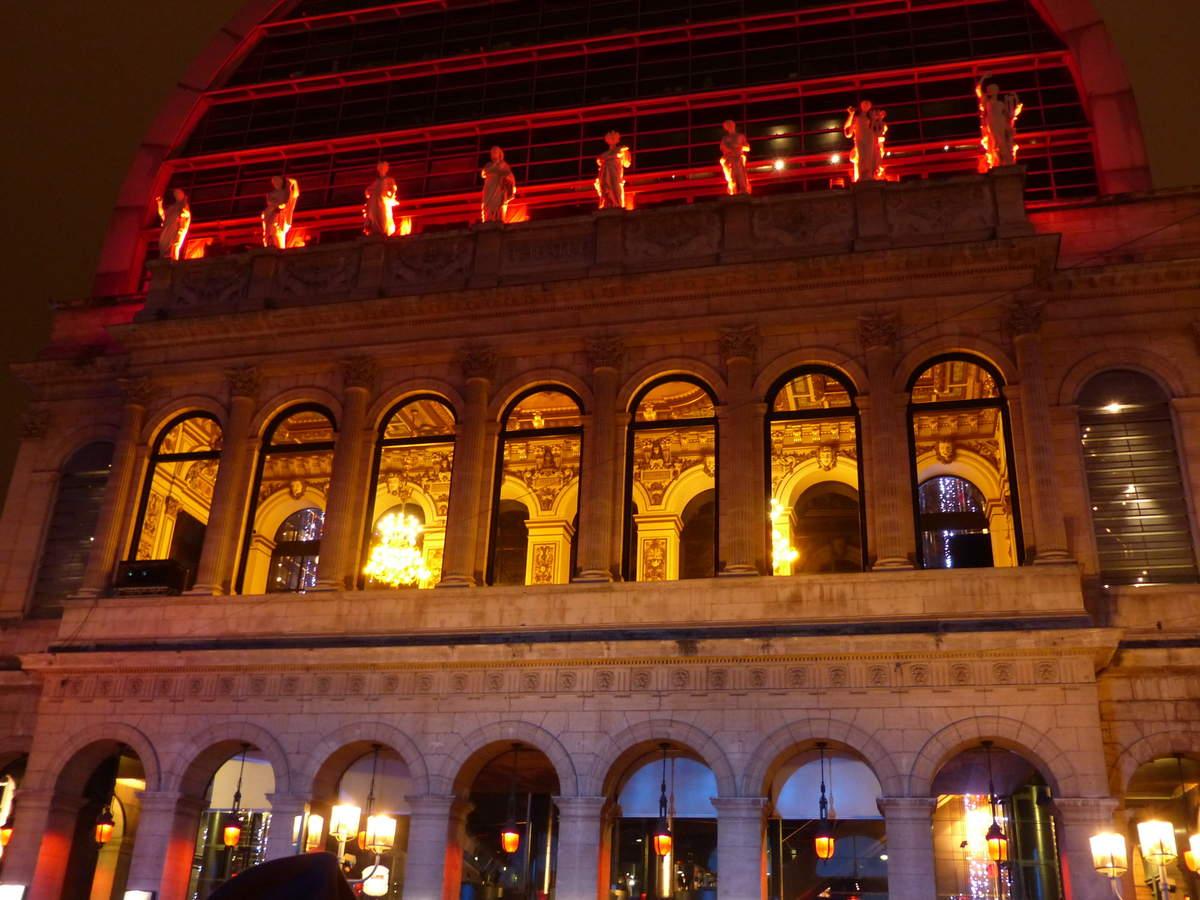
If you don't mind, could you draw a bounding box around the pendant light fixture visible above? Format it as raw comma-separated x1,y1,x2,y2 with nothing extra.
982,741,1009,864
364,744,397,855
1171,755,1200,873
94,747,122,847
223,743,250,849
500,744,522,855
814,742,835,861
653,743,673,857
0,815,13,848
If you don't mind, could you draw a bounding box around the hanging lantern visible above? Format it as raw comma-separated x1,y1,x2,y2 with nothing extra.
304,814,325,853
653,744,673,857
366,813,397,854
94,805,115,846
361,863,390,897
222,816,242,848
986,820,1009,863
330,804,362,845
1138,820,1177,865
0,819,12,847
814,742,835,861
1186,834,1200,872
1090,832,1129,879
501,744,522,854
500,819,522,854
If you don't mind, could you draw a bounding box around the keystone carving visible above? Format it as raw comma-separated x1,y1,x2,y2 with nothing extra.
720,323,758,365
458,345,497,382
858,313,899,352
119,376,154,407
225,366,261,399
585,335,626,371
340,355,377,391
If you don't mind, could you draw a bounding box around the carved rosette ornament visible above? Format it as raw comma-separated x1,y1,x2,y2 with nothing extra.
225,365,261,400
19,406,51,440
720,323,759,365
585,335,626,372
458,344,497,383
857,312,899,352
340,355,377,391
119,376,155,408
1007,297,1045,338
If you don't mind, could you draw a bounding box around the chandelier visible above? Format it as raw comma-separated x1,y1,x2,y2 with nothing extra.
363,512,432,588
770,499,798,575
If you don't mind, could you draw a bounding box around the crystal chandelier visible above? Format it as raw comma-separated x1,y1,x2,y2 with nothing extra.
770,499,798,575
363,512,432,588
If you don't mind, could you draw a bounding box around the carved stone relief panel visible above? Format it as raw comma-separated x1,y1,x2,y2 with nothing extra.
752,193,855,250
624,207,720,264
386,235,474,290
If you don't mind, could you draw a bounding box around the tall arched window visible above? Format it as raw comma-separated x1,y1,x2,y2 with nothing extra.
908,356,1022,569
31,441,114,616
489,388,582,585
237,405,337,594
362,395,456,589
187,750,275,897
127,414,222,591
767,368,865,574
1078,370,1198,585
625,378,718,581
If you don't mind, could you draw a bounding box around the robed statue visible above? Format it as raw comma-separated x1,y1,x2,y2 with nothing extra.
719,120,751,196
977,80,1023,169
155,189,191,261
262,175,300,249
480,146,517,223
363,161,399,236
843,100,888,183
594,130,632,210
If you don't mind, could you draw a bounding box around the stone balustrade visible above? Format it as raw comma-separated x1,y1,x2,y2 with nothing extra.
139,169,1030,321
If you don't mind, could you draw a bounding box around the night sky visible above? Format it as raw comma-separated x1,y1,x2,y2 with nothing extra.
0,1,1195,502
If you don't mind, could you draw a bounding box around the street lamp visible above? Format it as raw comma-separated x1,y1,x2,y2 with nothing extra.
814,743,835,861
1137,820,1176,900
1091,831,1128,897
653,744,673,857
500,744,522,855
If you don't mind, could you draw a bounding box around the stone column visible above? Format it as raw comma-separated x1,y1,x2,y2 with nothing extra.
263,792,310,861
713,796,765,900
188,366,260,595
877,796,937,898
402,795,455,900
576,337,624,582
438,346,496,588
75,377,154,597
316,356,375,590
554,796,605,900
719,325,763,575
123,792,204,900
1053,797,1120,900
1008,299,1071,562
858,314,915,568
6,789,84,900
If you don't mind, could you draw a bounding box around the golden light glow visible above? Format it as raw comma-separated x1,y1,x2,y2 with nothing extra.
329,804,361,844
304,814,325,852
770,498,798,575
222,821,242,848
501,823,521,854
1090,832,1128,878
398,216,414,236
986,821,1008,863
814,830,836,861
365,813,397,854
0,823,11,847
653,827,672,857
773,158,786,171
363,512,433,588
362,863,390,897
1186,834,1200,871
94,809,115,846
1137,819,1177,865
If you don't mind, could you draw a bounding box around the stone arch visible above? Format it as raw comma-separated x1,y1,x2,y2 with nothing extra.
908,715,1080,798
618,358,728,411
249,387,342,438
26,721,161,796
139,394,228,445
40,423,120,476
584,719,736,798
741,718,905,799
1057,347,1192,406
368,378,465,433
754,348,868,401
436,720,578,798
0,735,31,773
488,368,594,421
161,720,293,798
1111,729,1200,798
897,337,1019,390
300,721,431,801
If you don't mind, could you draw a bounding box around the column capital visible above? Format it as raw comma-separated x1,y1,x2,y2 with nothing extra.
339,355,377,391
19,406,51,440
858,312,899,352
553,795,607,817
135,790,203,816
710,796,767,817
1006,295,1046,339
719,323,758,366
405,793,462,819
585,335,626,372
264,791,311,811
877,796,938,819
225,365,261,399
119,375,155,408
1052,796,1120,824
458,344,497,382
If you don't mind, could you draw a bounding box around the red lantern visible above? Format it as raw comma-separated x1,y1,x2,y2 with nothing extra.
94,806,115,846
223,817,242,848
814,820,836,861
500,820,521,854
653,817,673,857
986,820,1009,863
0,820,13,847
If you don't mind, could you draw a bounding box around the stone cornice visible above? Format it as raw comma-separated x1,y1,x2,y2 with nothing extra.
1046,257,1200,299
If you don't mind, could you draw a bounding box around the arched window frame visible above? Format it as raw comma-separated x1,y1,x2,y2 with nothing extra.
236,403,338,594
127,412,223,564
906,354,1024,569
623,375,719,582
360,394,458,588
487,385,586,585
764,366,867,573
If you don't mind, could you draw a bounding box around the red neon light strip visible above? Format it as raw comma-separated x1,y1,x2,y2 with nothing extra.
157,127,1093,245
168,51,1071,172
213,0,993,105
262,0,471,35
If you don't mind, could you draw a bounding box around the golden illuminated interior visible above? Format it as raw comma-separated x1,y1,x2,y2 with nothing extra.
630,380,716,581
135,416,222,565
